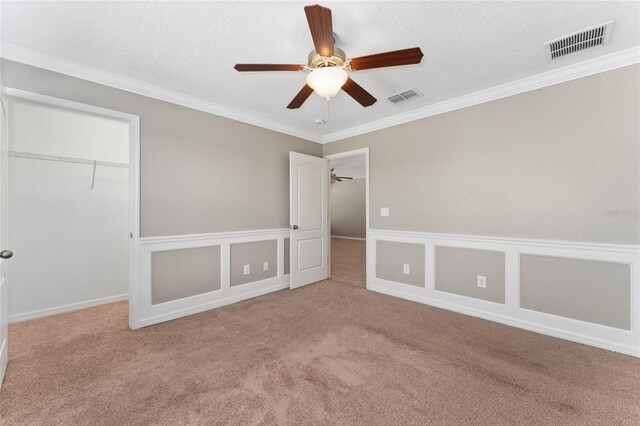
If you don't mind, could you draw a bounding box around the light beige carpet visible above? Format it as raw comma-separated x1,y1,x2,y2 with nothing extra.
1,238,639,425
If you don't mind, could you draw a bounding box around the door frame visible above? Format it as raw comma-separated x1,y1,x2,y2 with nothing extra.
3,88,142,329
324,147,370,288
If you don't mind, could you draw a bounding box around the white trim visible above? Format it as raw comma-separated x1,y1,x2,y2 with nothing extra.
322,46,640,143
140,228,289,245
4,88,142,330
325,148,370,283
8,294,128,323
137,281,289,328
136,228,290,328
367,228,640,357
331,235,366,241
2,43,638,145
1,43,322,144
369,228,640,255
0,338,6,388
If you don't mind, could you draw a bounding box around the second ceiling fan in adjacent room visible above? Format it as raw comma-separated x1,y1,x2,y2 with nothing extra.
234,4,424,109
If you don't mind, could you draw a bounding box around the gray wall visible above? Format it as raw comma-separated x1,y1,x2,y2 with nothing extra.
331,179,366,238
152,246,221,305
435,246,505,304
230,240,277,286
376,241,425,287
1,60,322,238
323,65,640,245
520,255,631,330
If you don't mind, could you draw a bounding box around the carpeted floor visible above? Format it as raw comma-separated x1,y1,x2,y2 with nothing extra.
329,237,366,288
1,238,639,425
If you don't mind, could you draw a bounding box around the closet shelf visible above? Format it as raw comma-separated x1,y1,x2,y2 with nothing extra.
8,151,129,168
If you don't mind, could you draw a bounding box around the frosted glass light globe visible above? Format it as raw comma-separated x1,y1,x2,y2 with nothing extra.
306,67,348,100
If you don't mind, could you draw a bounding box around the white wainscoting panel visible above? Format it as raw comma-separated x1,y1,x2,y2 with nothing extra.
134,229,289,328
367,229,640,357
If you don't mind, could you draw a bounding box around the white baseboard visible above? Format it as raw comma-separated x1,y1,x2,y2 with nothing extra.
369,281,639,358
367,229,640,357
137,279,290,328
8,294,129,324
0,337,7,390
331,235,366,241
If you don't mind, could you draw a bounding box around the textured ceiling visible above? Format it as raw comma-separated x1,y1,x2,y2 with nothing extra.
2,1,639,140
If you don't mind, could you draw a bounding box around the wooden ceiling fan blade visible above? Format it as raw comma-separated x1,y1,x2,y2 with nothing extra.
287,85,314,109
304,5,334,57
234,64,304,72
342,78,377,107
349,47,424,71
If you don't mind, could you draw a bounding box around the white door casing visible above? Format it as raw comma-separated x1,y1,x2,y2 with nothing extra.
0,89,9,389
289,152,329,289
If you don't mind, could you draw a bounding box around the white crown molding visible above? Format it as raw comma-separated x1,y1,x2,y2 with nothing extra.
2,42,638,145
321,46,640,143
0,43,323,143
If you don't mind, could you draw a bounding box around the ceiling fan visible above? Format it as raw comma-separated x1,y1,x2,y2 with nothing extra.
234,4,424,109
331,169,353,183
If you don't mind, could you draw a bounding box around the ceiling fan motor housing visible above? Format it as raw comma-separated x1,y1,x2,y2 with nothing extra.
307,47,349,69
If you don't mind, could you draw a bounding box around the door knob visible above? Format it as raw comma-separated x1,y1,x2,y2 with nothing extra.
291,225,299,230
0,250,13,259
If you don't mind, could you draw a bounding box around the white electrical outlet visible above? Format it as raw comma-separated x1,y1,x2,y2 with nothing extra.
477,275,487,288
263,261,269,271
381,207,390,217
403,264,410,275
243,264,251,275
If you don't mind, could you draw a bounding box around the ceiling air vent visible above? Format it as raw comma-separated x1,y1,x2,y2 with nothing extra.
387,89,422,105
544,21,614,61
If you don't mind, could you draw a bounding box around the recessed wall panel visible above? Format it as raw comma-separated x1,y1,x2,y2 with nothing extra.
520,255,631,330
298,238,323,271
298,164,323,231
435,246,505,304
376,241,425,287
151,245,221,305
230,240,277,287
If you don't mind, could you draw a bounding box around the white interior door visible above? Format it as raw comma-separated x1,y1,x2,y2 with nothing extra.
0,89,10,389
289,152,329,289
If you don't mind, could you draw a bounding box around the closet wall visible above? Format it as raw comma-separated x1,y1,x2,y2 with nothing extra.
7,99,129,320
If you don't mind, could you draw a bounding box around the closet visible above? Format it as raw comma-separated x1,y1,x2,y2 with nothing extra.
7,99,130,321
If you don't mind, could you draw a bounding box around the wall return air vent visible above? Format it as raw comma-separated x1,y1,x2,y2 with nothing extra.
387,89,422,105
545,21,614,61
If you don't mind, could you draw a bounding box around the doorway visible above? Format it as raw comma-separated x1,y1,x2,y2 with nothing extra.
325,148,369,288
3,89,140,328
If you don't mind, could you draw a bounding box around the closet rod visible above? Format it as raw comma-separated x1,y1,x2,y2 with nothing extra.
8,151,129,168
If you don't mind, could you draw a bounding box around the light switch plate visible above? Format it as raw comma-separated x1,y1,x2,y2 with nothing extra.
381,207,390,217
263,261,269,271
403,264,410,275
243,265,251,275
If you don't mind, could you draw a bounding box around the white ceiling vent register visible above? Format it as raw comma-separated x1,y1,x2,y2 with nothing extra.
544,21,614,61
387,89,422,105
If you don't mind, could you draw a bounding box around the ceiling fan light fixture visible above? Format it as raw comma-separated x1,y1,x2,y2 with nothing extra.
306,67,348,100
